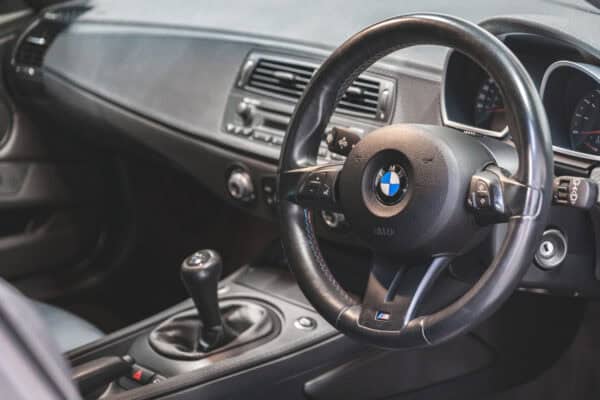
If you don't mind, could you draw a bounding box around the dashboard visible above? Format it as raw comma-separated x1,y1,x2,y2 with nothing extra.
6,1,600,299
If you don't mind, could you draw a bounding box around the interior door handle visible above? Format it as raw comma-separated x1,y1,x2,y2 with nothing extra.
0,162,70,209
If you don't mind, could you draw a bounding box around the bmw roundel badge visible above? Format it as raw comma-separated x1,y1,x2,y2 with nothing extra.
375,165,408,205
380,171,401,197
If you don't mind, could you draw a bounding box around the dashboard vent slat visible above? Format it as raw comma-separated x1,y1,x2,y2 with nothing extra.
338,99,379,112
240,54,394,122
353,78,381,91
248,81,305,99
258,60,315,76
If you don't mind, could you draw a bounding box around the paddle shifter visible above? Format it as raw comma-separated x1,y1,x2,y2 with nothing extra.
180,249,228,351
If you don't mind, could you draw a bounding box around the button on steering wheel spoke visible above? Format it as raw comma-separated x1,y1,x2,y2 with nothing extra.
280,163,342,212
467,165,543,224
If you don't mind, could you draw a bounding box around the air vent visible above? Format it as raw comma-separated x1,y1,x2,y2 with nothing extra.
14,21,63,67
238,53,395,122
13,5,90,71
246,58,316,100
337,77,381,119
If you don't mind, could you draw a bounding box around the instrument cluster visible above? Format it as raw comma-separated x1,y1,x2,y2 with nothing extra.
542,61,600,160
442,34,600,162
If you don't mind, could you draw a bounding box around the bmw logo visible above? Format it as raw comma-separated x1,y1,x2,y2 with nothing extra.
375,165,408,205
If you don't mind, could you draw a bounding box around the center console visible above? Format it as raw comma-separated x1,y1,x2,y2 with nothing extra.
66,250,358,400
66,246,526,400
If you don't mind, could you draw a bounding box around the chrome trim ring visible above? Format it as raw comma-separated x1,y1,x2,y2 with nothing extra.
440,49,509,138
540,60,600,163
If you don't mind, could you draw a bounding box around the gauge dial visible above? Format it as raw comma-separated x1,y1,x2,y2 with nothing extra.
473,78,506,132
570,88,600,155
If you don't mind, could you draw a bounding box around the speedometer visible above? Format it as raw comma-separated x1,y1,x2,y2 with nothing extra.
570,88,600,155
473,78,506,132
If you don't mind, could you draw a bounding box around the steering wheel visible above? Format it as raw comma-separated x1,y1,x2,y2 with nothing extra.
277,14,553,348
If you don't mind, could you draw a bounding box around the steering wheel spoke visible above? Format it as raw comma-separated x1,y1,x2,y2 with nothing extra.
359,255,453,331
467,165,542,224
280,163,342,211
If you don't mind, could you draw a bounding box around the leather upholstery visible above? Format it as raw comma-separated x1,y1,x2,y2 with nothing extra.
0,278,81,400
148,301,276,360
34,301,104,353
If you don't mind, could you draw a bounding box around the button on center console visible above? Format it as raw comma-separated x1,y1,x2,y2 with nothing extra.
116,359,166,390
294,316,317,330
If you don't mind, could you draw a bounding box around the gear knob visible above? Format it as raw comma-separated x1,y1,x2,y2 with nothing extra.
180,249,224,351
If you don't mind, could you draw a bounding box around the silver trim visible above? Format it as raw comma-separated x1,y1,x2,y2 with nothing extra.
25,36,47,46
534,229,568,270
442,51,600,163
540,60,600,162
294,316,317,330
440,50,509,139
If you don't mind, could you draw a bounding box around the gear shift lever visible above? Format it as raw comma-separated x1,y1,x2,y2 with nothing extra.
149,249,277,359
180,249,227,351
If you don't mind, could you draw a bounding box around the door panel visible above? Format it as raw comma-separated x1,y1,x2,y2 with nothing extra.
0,5,116,290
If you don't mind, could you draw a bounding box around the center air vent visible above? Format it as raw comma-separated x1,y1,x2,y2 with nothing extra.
338,77,381,119
246,58,315,100
238,53,395,122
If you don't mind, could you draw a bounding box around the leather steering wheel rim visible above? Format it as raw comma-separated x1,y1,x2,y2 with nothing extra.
277,13,553,348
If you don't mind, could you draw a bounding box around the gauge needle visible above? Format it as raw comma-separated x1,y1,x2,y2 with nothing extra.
488,108,505,113
579,130,600,135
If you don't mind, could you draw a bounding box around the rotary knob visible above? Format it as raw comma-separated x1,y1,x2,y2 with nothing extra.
227,169,255,202
236,101,255,125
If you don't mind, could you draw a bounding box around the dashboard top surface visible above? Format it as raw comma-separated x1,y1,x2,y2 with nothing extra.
34,1,600,169
82,0,600,71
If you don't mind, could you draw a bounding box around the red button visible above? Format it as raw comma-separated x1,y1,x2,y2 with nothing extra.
130,366,154,384
131,370,143,382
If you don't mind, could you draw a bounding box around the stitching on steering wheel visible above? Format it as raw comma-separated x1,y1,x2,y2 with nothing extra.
303,209,355,305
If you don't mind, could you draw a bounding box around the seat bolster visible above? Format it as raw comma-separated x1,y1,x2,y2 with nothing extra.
0,279,82,400
34,302,104,353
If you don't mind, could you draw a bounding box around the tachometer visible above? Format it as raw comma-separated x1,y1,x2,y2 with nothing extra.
570,88,600,155
473,78,506,132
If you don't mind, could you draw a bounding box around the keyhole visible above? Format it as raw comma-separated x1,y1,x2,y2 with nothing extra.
540,241,555,257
